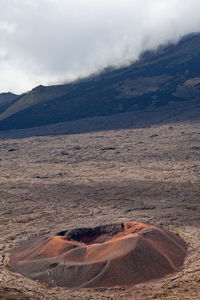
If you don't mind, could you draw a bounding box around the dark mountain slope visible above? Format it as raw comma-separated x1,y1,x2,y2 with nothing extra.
0,92,18,114
0,33,200,131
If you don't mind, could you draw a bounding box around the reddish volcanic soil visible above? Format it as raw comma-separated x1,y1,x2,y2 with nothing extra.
10,222,187,289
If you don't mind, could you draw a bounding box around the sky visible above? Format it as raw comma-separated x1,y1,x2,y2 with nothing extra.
0,0,200,94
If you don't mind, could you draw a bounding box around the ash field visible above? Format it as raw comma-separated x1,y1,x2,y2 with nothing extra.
0,105,200,299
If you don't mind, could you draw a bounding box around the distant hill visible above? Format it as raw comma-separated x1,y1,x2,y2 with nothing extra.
0,92,18,115
0,33,200,131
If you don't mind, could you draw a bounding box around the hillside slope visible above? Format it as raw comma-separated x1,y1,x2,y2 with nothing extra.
0,33,200,130
0,92,18,114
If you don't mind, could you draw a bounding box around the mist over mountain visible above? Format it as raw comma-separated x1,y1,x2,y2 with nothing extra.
1,0,200,94
0,33,200,132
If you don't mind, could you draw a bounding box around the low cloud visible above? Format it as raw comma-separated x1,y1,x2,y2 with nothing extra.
1,0,200,93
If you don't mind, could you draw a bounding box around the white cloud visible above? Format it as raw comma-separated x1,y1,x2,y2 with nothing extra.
0,0,200,93
0,21,16,34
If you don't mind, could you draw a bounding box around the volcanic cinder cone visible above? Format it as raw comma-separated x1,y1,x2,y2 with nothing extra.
9,222,187,288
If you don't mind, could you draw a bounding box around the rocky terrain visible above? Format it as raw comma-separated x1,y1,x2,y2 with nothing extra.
0,108,200,298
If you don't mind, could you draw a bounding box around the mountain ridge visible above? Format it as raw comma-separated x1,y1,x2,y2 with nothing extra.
0,32,200,131
0,92,18,115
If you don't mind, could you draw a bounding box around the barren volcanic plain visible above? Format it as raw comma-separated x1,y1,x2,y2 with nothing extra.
0,105,200,299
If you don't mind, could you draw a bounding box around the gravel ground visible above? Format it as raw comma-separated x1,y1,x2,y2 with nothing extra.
0,119,200,299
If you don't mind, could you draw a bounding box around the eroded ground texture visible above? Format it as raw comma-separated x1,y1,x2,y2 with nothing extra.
0,117,200,299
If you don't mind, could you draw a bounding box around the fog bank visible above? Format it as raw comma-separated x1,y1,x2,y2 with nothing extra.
0,0,200,93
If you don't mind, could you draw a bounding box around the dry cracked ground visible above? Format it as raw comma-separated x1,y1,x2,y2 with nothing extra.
0,115,200,299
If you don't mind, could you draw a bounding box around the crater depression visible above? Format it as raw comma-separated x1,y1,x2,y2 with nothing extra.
9,222,187,288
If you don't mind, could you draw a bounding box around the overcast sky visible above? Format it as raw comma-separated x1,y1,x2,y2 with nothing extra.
0,0,200,94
